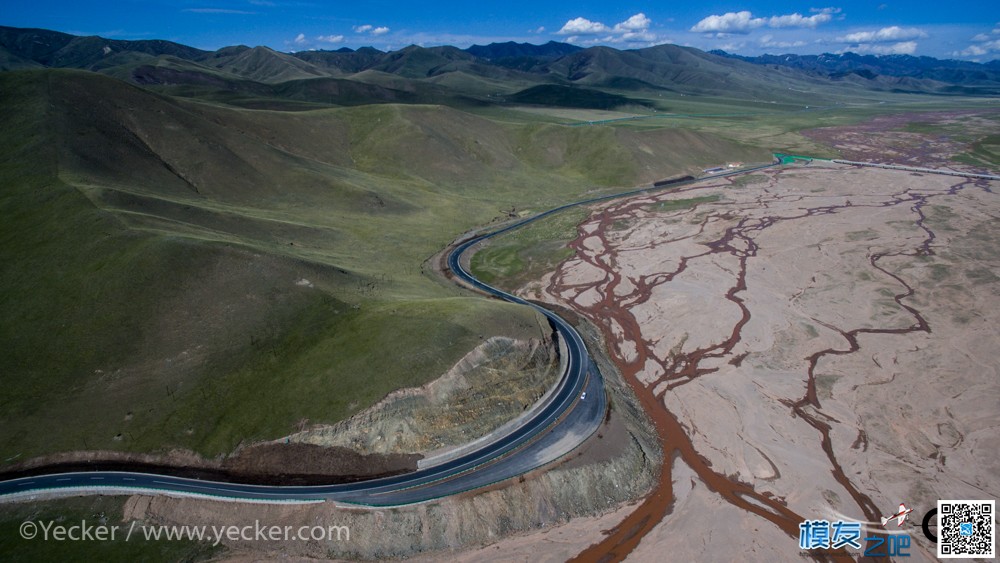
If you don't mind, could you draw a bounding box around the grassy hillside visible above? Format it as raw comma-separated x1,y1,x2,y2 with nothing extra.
0,496,219,561
0,69,771,463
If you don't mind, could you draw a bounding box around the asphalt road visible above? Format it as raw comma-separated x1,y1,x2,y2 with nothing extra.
0,162,775,505
0,207,609,506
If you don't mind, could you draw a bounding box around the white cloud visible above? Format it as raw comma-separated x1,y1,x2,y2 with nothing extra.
970,28,1000,42
558,17,611,35
614,13,652,32
317,34,344,43
836,26,927,43
953,39,1000,58
852,41,918,55
352,24,389,36
691,9,839,35
768,12,833,29
293,33,306,45
531,26,545,34
558,13,664,45
957,44,988,57
690,11,765,34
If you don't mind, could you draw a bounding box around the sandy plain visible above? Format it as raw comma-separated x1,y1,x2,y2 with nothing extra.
509,159,1000,561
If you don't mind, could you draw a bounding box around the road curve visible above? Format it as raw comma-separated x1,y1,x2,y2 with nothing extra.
0,162,774,505
0,205,611,506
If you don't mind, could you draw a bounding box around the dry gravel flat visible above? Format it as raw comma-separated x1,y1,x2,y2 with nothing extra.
515,162,999,561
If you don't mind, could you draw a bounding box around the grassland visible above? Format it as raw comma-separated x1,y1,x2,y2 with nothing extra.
649,195,721,213
0,69,780,464
955,134,1000,168
0,497,220,562
3,61,991,467
470,193,727,292
501,87,999,160
470,208,590,289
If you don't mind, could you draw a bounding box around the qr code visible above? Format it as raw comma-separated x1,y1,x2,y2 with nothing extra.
939,500,995,559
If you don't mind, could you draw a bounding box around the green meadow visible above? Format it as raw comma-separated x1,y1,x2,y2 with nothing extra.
0,64,993,464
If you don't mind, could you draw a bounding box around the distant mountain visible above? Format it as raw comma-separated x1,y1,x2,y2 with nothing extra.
3,25,999,109
711,50,1000,94
201,45,327,83
291,47,386,74
0,25,205,71
366,45,476,78
465,41,581,61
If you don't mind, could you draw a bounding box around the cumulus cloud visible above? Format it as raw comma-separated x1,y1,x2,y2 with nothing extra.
558,17,611,35
952,28,1000,58
691,9,839,35
558,13,664,45
614,13,652,32
836,26,927,43
293,33,306,45
852,41,917,55
768,12,833,29
352,24,389,36
317,34,344,43
690,11,765,34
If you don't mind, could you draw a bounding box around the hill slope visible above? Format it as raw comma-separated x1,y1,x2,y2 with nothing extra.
0,68,770,464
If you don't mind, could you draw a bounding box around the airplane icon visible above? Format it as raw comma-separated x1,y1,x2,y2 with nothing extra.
881,503,914,527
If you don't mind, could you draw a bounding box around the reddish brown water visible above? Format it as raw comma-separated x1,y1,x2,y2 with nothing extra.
550,171,985,562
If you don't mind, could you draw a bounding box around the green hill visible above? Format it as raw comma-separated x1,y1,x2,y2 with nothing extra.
200,45,329,83
0,68,770,463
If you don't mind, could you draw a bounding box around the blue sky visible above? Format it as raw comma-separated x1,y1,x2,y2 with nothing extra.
3,1,998,60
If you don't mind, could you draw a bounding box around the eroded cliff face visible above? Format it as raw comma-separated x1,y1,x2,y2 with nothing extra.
111,324,661,560
284,336,560,456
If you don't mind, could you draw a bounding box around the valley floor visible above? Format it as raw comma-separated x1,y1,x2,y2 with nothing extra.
511,159,999,561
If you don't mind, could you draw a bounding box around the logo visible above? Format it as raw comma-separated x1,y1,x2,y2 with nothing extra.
798,502,915,558
881,503,914,527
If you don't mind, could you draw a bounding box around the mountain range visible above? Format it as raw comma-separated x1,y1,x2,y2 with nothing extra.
3,25,998,112
2,23,997,486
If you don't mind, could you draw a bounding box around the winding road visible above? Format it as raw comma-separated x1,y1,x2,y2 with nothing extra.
0,183,634,505
0,163,774,506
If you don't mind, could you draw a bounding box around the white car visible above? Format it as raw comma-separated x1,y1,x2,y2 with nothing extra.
580,392,587,400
